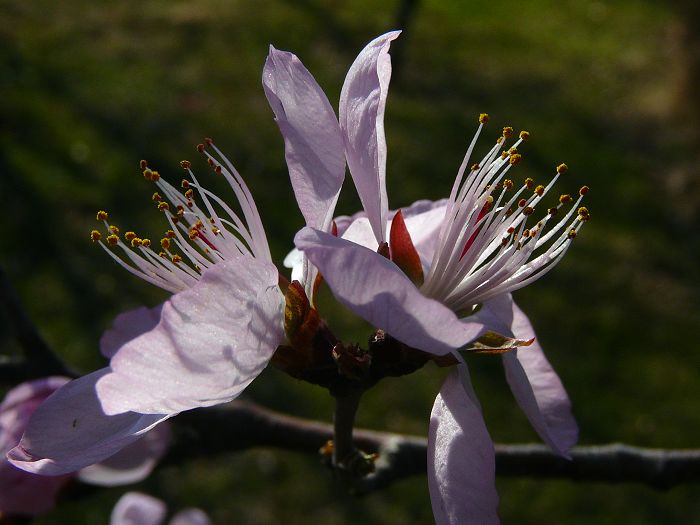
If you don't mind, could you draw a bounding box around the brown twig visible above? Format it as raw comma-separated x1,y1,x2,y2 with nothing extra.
170,401,700,492
0,267,75,382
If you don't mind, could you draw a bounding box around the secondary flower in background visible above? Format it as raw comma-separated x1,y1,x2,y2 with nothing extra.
1,378,169,517
110,492,211,525
294,31,583,524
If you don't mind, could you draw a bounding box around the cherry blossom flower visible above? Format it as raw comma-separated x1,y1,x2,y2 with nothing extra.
1,378,169,517
110,492,211,525
9,41,347,475
294,31,583,524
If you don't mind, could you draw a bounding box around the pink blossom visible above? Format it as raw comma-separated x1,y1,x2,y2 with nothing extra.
110,492,211,525
294,31,581,524
1,378,169,516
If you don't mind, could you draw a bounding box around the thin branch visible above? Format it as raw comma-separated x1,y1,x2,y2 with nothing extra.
0,266,74,380
171,401,700,492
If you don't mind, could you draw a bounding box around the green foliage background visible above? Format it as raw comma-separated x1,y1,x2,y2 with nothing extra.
1,0,699,523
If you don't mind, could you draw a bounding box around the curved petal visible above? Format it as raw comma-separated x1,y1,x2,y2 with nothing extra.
97,257,285,415
428,366,499,525
7,369,168,476
110,492,166,525
295,227,484,354
170,509,212,525
100,304,164,359
339,31,400,244
77,421,171,486
482,294,578,456
263,46,345,231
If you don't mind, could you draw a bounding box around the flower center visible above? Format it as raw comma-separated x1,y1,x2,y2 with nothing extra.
90,140,271,293
421,115,589,312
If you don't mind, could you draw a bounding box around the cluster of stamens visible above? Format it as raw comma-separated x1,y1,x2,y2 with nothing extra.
420,114,590,312
90,139,271,293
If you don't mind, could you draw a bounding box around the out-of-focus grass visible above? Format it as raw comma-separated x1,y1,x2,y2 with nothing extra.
1,0,699,523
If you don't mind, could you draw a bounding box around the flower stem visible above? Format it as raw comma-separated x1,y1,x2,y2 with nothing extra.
332,388,363,468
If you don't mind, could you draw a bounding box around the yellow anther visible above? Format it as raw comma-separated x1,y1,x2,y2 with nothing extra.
524,178,534,189
141,238,151,248
131,237,143,248
165,230,176,239
109,225,120,235
189,228,198,240
471,163,480,171
579,185,589,195
160,238,171,250
503,179,513,190
96,210,109,221
509,154,522,166
172,254,182,264
548,207,558,216
124,231,137,242
534,184,545,196
479,113,490,124
518,198,527,208
523,229,530,237
556,163,569,174
559,194,572,204
157,202,170,212
150,170,161,182
159,251,167,258
176,206,185,217
578,206,589,216
209,217,216,224
152,192,162,202
185,189,194,199
519,130,530,140
509,147,518,155
500,151,508,159
143,169,153,181
496,137,503,144
90,230,101,242
181,179,190,189
107,234,119,246
577,207,590,221
212,227,221,235
180,160,191,170
139,160,148,170
503,127,514,138
568,228,577,239
195,220,204,230
523,206,535,216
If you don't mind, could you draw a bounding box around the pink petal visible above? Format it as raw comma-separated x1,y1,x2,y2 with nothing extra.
428,366,499,525
170,509,212,525
295,227,484,354
100,304,164,359
97,257,285,415
0,377,73,516
263,46,345,231
481,295,578,456
110,492,166,525
77,421,171,486
7,369,169,476
339,31,400,244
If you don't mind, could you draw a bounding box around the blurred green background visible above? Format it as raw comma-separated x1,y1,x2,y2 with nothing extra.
1,0,699,523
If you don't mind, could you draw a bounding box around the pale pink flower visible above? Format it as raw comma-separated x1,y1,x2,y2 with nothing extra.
294,31,582,524
1,378,169,516
10,41,348,475
110,492,211,525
